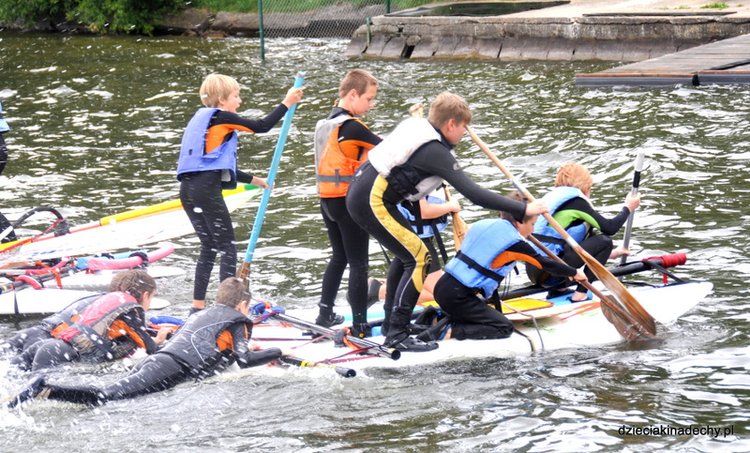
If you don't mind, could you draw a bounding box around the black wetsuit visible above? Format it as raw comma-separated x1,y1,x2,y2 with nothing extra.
346,132,527,345
12,308,156,371
2,294,102,355
179,106,288,300
317,108,381,327
435,241,576,340
39,304,282,406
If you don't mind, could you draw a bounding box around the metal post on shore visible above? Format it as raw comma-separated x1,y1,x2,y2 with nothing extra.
258,0,265,61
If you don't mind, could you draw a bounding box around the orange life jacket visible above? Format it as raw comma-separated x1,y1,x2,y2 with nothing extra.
314,114,370,198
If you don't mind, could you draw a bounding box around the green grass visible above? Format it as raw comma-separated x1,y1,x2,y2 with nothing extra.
701,2,730,8
190,0,436,14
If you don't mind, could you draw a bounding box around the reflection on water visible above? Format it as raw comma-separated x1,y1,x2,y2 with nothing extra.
1,33,749,451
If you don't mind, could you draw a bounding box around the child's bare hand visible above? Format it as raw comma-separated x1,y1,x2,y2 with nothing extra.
282,87,304,107
610,245,630,259
625,192,641,212
571,270,587,283
446,199,462,213
253,176,271,190
525,200,547,216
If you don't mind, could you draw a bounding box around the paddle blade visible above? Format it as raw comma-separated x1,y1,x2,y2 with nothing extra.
576,244,657,335
600,297,658,342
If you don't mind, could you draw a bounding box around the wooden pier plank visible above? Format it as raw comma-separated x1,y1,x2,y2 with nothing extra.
576,34,750,86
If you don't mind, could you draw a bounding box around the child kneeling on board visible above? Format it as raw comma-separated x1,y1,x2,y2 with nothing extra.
425,194,586,341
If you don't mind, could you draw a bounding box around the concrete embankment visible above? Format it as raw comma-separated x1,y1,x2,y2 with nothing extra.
346,0,750,62
5,2,750,63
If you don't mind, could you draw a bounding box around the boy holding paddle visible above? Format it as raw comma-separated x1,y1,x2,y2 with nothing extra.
346,91,546,352
423,195,586,341
176,73,303,314
526,162,639,302
8,277,282,408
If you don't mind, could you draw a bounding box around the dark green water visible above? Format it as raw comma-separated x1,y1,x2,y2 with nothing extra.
0,34,748,451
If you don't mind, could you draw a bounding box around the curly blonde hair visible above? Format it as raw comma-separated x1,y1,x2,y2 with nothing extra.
555,162,593,194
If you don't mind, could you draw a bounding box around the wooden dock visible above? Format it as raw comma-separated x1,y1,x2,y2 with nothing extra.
576,34,750,87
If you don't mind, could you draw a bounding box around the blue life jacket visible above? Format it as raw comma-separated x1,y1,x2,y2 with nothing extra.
396,195,448,239
176,108,238,188
0,101,9,133
445,219,523,298
532,186,589,255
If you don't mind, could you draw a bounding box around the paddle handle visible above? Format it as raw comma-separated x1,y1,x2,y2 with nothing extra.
620,152,645,265
279,355,356,378
241,72,305,270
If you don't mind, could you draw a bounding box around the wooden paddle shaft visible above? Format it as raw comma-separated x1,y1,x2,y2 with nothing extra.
466,126,656,335
526,235,652,338
443,185,468,249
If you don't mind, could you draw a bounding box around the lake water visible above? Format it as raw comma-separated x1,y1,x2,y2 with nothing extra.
0,33,748,452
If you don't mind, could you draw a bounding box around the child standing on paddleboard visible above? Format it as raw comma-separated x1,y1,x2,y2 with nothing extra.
313,69,381,337
346,92,547,352
177,73,303,313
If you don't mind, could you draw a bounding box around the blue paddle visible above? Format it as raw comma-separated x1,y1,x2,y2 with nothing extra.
238,72,305,281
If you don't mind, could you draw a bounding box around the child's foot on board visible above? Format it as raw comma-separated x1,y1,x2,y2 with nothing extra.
315,311,344,328
569,291,591,302
350,323,372,339
385,333,439,352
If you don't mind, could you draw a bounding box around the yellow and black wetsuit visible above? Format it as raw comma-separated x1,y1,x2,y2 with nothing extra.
346,129,527,350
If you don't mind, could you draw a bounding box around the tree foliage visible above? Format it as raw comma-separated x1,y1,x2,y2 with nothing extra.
0,0,186,34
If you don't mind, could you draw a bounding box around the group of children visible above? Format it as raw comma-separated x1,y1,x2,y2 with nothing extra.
2,67,640,405
3,271,281,407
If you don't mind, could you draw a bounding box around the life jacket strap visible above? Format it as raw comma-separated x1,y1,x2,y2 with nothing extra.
455,251,504,283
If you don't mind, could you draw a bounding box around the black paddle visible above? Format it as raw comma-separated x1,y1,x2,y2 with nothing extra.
620,152,645,265
272,312,400,361
278,355,356,378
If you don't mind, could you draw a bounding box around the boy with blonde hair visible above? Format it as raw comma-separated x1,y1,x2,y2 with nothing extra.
313,69,381,337
528,162,640,302
346,91,547,351
428,193,585,341
177,73,303,314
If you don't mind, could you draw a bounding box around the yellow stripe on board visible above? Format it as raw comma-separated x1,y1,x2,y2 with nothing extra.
500,298,554,313
420,298,553,313
100,184,256,225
